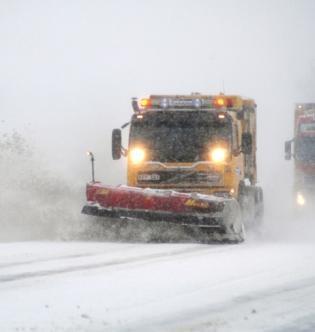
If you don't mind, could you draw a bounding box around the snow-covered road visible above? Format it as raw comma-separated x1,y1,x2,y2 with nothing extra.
1,238,315,332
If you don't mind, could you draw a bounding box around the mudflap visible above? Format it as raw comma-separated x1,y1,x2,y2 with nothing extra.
82,183,245,243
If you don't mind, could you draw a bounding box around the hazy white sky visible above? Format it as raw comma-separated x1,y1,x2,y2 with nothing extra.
0,0,315,195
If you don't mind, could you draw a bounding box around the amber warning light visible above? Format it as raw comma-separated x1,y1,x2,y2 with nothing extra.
215,97,226,107
135,95,242,111
139,98,152,108
214,96,240,108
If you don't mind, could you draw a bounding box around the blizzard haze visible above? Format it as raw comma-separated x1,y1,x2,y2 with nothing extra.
0,0,315,239
2,3,315,331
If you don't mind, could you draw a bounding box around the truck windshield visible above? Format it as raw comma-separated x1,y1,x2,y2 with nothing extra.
296,137,315,162
129,111,231,162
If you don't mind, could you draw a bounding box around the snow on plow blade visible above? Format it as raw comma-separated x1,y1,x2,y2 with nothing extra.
81,183,245,242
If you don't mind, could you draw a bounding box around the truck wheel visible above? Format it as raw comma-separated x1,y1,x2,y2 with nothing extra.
222,198,246,243
238,193,255,227
238,183,263,229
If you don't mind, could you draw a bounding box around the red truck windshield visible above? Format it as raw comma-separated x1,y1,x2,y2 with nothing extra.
129,111,231,162
296,137,315,162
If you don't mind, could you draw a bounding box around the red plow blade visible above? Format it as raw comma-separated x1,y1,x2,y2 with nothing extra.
83,183,230,227
82,183,245,242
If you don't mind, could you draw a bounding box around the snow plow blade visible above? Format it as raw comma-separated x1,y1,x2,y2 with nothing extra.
82,183,245,242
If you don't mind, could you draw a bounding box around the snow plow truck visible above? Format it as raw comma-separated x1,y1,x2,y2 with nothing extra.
82,93,264,243
285,103,315,208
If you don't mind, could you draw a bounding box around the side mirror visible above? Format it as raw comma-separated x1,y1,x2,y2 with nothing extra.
285,140,292,160
241,133,252,155
112,129,122,160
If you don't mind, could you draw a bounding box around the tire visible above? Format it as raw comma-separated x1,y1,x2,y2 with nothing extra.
238,183,264,228
254,186,264,227
222,198,246,243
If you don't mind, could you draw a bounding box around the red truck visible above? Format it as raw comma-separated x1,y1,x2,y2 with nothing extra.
285,103,315,207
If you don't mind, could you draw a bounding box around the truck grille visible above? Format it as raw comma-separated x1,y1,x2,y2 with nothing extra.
137,170,222,186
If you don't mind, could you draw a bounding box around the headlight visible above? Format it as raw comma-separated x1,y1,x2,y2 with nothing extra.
296,192,306,206
210,147,228,163
130,148,145,164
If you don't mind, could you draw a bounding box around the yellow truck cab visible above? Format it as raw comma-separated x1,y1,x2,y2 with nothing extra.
112,93,263,226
